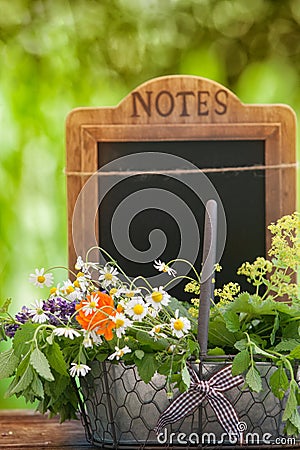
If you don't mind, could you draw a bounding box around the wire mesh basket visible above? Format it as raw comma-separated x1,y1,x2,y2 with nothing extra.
77,359,290,448
74,200,300,448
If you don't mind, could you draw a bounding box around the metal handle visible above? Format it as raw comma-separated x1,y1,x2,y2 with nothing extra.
197,199,218,356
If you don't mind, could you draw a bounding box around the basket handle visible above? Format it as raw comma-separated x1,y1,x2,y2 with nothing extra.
197,199,218,356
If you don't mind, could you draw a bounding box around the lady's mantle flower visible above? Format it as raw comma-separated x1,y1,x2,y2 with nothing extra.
145,287,170,310
69,363,91,377
108,346,131,361
170,309,191,338
53,327,81,340
76,291,116,340
125,297,148,321
99,266,119,289
29,268,53,288
28,300,49,323
153,260,176,277
111,312,132,338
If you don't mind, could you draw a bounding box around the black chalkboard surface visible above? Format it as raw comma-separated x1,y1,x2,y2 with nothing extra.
98,140,265,299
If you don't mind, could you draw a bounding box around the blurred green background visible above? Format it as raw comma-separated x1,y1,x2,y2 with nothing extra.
0,0,299,409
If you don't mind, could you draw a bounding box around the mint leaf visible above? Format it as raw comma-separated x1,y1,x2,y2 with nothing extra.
136,353,158,383
135,331,168,351
232,350,250,376
207,347,225,356
246,366,262,392
30,348,54,382
274,339,300,352
289,345,300,359
269,367,289,400
134,350,144,360
7,364,33,396
31,373,44,399
283,381,298,421
13,322,37,357
44,342,68,376
224,311,240,332
181,363,190,390
0,348,19,379
288,409,300,433
234,338,247,351
96,353,109,362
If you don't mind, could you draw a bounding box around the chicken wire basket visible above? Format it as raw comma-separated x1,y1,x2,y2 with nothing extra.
74,200,299,448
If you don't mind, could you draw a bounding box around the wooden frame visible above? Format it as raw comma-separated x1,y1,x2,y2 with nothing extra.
66,75,297,270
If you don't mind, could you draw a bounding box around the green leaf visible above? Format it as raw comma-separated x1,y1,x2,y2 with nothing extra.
96,353,109,362
168,297,190,318
270,314,279,345
288,409,300,434
289,345,300,359
207,347,225,356
135,331,169,351
269,367,289,400
134,350,144,360
232,350,250,376
283,381,298,421
187,339,199,356
234,339,247,351
135,353,159,383
44,342,68,376
181,363,190,390
208,318,238,347
274,339,300,352
0,348,19,379
245,366,262,392
13,322,38,358
7,364,33,396
31,373,44,399
30,348,54,382
0,298,12,314
223,311,240,332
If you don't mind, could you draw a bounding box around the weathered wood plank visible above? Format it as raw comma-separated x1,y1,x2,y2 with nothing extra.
0,410,94,449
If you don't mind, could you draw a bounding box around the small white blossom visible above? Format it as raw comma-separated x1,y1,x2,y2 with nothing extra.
29,268,54,288
108,346,131,361
125,297,149,321
149,324,167,339
75,256,84,271
62,280,82,301
145,286,170,310
99,266,119,289
111,312,132,338
69,363,91,377
153,260,176,277
28,299,48,324
81,293,100,316
53,327,81,340
82,329,102,348
170,309,191,338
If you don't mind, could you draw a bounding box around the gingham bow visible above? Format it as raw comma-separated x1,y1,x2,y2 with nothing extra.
155,363,244,437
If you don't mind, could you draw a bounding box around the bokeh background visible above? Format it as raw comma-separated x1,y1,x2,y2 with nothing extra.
0,0,299,409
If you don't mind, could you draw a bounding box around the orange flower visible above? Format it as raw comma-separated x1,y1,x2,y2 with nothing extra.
76,291,116,341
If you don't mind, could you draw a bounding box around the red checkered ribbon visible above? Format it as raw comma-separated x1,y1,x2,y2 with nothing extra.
155,363,244,438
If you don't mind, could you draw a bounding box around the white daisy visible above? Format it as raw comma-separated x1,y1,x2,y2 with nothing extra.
149,324,167,339
62,280,82,301
73,272,90,291
145,286,171,310
75,256,84,271
111,312,132,338
153,260,177,277
29,268,54,288
82,329,103,348
28,299,48,324
170,309,191,338
98,266,119,289
125,297,149,321
81,293,100,316
69,363,91,377
49,283,61,298
117,287,141,299
108,346,131,361
53,327,81,340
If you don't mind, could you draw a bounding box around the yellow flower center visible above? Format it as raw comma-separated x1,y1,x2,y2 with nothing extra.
77,272,84,278
125,291,135,298
151,291,163,303
133,304,144,315
73,280,80,288
66,285,75,294
89,300,97,308
110,288,118,296
118,350,124,357
154,326,161,333
104,273,113,280
162,266,168,273
117,304,124,312
37,275,45,283
115,318,125,328
50,287,57,295
173,319,184,331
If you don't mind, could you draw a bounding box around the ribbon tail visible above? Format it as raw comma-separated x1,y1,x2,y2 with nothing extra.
208,390,242,439
154,389,205,434
209,364,244,391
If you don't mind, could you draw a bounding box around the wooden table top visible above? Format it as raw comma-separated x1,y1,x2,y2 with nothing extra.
0,410,95,449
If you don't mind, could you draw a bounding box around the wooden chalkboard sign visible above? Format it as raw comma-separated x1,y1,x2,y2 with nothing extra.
66,76,297,294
